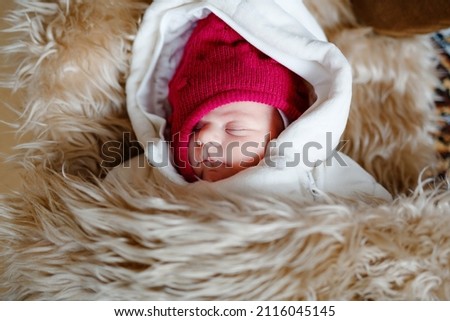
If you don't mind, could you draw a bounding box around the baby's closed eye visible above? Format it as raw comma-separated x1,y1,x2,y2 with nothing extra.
226,129,251,136
226,123,254,136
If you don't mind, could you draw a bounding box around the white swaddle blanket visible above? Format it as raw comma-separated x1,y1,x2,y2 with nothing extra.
117,0,391,201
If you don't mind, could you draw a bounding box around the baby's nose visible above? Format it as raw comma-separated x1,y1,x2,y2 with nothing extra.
196,125,221,146
194,127,225,160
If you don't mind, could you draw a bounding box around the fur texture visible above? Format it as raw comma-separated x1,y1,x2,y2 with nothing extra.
1,0,449,300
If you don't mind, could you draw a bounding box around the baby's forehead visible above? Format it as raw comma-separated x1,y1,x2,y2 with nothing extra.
201,102,275,121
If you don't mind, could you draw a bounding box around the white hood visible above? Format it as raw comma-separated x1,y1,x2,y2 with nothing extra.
125,0,391,201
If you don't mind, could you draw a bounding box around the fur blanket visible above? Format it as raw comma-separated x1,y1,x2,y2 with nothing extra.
1,0,449,300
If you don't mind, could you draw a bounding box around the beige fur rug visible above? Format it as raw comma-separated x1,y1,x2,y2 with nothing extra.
1,0,449,300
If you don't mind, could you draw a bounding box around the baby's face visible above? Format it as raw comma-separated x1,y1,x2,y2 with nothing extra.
188,102,284,182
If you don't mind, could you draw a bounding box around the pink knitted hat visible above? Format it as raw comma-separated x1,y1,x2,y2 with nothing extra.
169,13,312,182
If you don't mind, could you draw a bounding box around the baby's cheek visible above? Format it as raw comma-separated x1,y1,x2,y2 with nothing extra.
188,138,201,166
230,141,265,167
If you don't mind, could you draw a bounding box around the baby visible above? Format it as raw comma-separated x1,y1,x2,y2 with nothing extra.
168,14,313,182
124,0,392,201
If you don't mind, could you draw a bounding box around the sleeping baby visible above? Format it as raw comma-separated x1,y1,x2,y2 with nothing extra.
122,0,392,202
169,14,314,183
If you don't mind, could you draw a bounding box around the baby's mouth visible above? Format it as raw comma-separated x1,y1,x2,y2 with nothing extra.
199,159,227,181
202,159,224,168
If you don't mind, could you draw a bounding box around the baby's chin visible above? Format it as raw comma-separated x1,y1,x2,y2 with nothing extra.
198,165,240,182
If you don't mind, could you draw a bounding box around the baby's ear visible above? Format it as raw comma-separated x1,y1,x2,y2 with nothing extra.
351,0,450,37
